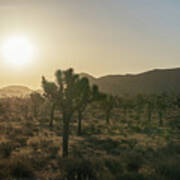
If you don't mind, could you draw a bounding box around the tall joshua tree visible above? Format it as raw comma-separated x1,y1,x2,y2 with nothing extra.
42,68,92,157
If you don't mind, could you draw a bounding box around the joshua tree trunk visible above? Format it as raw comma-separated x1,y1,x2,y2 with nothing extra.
77,111,82,136
49,103,55,127
62,113,71,158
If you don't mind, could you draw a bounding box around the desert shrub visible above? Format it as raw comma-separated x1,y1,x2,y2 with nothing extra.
58,157,113,180
103,156,124,178
8,158,35,179
48,144,59,158
117,172,146,180
97,138,120,154
0,103,5,115
0,159,10,179
123,151,144,172
168,118,180,129
13,136,27,147
30,154,48,171
0,141,14,158
0,157,35,179
152,157,180,180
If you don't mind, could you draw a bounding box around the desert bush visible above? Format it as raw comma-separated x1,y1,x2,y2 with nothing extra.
0,141,14,158
48,144,59,158
152,157,180,180
58,156,113,180
8,158,35,179
122,151,144,172
0,157,35,179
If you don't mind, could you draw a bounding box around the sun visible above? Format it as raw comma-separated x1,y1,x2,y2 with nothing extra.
2,36,34,67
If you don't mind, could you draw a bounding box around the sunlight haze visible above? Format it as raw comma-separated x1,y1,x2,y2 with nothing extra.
0,0,180,88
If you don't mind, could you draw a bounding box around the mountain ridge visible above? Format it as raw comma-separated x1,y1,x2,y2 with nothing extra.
1,67,180,97
81,67,180,96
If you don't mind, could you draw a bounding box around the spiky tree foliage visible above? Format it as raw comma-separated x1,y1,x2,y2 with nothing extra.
42,68,94,157
42,77,58,127
100,94,115,124
30,92,44,118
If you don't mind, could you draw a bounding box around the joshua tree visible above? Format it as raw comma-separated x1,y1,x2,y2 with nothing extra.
42,77,58,127
100,94,115,124
30,92,44,118
42,68,94,157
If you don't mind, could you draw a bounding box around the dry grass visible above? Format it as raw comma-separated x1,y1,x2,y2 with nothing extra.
0,98,179,179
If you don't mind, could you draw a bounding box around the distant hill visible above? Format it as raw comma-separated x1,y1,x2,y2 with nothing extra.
0,85,33,97
81,67,180,96
1,67,180,97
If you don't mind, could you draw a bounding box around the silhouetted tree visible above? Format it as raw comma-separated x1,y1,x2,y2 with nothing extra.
42,68,92,157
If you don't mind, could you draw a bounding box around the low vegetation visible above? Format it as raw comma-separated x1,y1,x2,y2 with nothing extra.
0,68,179,179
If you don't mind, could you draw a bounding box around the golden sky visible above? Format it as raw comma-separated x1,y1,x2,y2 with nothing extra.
0,0,180,89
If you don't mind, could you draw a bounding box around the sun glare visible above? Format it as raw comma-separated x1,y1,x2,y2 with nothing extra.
2,36,34,67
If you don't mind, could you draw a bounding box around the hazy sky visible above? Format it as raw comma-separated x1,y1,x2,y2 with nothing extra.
0,0,180,88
